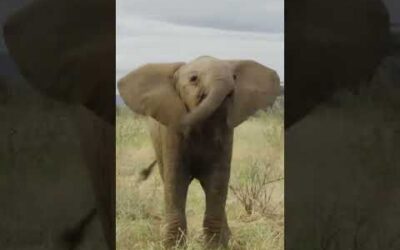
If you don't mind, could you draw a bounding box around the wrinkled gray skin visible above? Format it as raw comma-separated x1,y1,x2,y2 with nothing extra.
118,56,280,248
286,0,390,128
285,1,394,249
3,0,115,249
0,76,109,250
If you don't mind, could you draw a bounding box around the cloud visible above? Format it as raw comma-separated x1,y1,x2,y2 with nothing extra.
117,17,284,87
117,1,284,95
117,0,283,33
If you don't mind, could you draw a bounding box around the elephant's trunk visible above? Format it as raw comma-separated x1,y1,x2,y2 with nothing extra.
181,80,234,128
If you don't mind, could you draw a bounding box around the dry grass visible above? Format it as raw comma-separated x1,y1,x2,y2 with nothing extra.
116,97,284,250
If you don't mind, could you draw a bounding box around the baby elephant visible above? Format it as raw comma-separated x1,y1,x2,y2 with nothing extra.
118,56,280,248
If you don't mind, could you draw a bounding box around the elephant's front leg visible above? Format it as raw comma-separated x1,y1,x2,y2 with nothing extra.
162,171,190,248
161,129,191,248
200,167,231,248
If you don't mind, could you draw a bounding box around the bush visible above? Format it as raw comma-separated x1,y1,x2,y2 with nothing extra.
229,160,283,216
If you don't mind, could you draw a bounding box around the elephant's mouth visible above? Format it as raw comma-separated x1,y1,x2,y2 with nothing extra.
196,89,234,107
226,89,234,98
197,92,207,105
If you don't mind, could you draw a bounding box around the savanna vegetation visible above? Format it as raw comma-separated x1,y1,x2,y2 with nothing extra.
116,96,284,249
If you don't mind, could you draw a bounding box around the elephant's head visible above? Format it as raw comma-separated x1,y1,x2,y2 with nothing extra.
118,56,280,131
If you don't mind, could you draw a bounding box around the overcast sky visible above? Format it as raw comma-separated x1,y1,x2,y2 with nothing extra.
116,0,285,92
2,0,398,85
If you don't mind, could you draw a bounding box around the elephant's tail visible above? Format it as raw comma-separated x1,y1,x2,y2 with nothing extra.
138,160,157,182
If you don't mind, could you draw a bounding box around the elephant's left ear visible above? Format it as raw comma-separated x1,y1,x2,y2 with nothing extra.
227,60,281,127
3,0,115,123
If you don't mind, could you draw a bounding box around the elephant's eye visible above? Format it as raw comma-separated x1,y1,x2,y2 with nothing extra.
233,74,237,80
189,75,198,82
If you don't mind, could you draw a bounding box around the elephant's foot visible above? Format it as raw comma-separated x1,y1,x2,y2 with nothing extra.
203,217,231,248
163,216,187,249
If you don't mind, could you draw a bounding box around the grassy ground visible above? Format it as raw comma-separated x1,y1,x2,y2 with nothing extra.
116,97,284,250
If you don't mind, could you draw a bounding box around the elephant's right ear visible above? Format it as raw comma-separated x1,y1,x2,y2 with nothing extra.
118,63,187,127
